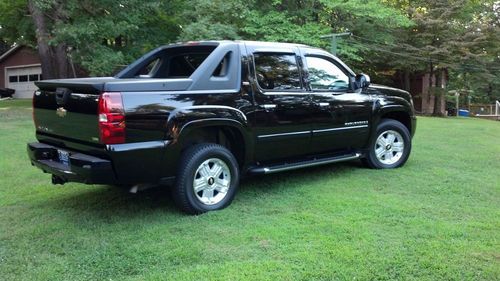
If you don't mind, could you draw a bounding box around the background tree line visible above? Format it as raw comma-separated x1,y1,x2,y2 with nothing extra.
0,0,498,108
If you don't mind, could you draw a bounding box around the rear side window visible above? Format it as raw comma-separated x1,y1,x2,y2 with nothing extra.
212,52,231,77
130,45,216,79
254,53,302,90
137,58,160,77
168,53,210,77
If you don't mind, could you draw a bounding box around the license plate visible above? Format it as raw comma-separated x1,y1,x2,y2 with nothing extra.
58,150,70,167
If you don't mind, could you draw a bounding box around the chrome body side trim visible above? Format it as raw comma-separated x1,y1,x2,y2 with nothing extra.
262,104,277,109
175,105,248,121
313,125,368,133
258,124,368,139
257,130,310,139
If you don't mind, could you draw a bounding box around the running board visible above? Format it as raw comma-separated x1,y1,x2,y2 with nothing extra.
248,153,362,175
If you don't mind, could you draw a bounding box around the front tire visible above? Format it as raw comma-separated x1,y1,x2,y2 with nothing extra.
363,119,412,169
173,143,239,214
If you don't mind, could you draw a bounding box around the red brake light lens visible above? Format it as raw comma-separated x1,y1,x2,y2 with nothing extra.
98,92,125,144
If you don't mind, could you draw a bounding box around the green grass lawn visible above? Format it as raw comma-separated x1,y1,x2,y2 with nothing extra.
1,99,499,280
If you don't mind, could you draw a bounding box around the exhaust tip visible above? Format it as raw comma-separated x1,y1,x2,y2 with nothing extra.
129,183,156,193
51,175,66,185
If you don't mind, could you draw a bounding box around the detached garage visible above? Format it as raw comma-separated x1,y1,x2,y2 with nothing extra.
0,46,42,99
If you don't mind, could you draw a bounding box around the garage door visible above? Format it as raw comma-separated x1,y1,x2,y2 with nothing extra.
6,65,42,99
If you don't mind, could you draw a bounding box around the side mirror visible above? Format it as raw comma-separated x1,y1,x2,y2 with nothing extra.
355,73,371,89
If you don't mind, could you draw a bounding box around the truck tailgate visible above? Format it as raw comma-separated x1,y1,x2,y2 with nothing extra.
33,79,110,146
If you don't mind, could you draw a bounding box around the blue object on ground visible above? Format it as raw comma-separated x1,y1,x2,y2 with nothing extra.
458,109,469,117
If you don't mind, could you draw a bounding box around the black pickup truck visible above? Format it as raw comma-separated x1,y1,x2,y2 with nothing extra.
28,41,416,214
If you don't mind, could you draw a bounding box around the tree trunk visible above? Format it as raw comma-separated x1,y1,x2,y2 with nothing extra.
487,83,492,101
28,0,70,79
28,0,56,79
427,60,434,114
54,44,70,78
115,36,123,48
433,68,444,116
428,61,433,96
404,69,411,92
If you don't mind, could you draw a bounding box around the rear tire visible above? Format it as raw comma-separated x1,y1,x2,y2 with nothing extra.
363,119,411,169
173,143,239,214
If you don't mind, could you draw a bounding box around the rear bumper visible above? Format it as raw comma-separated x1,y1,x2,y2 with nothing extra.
27,142,116,184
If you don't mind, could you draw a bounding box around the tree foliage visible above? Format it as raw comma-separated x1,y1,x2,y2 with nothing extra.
0,0,498,102
1,0,182,76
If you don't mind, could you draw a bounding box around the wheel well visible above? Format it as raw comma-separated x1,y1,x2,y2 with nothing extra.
181,126,245,167
381,111,411,133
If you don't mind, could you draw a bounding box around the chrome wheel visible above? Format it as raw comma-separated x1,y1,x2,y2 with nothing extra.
192,158,231,205
374,130,405,165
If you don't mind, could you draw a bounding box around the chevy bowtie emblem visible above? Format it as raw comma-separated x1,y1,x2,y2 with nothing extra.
56,107,67,117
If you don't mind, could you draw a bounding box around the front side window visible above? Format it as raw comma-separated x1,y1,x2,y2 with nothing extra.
254,53,302,90
306,56,349,91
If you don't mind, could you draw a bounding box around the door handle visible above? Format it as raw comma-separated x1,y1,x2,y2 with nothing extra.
318,102,329,107
262,104,277,110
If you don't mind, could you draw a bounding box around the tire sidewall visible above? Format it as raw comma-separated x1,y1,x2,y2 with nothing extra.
367,119,412,169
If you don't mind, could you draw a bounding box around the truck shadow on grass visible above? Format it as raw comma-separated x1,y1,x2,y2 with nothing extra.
39,160,366,222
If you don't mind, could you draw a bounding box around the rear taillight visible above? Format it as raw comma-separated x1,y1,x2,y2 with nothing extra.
98,92,125,144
